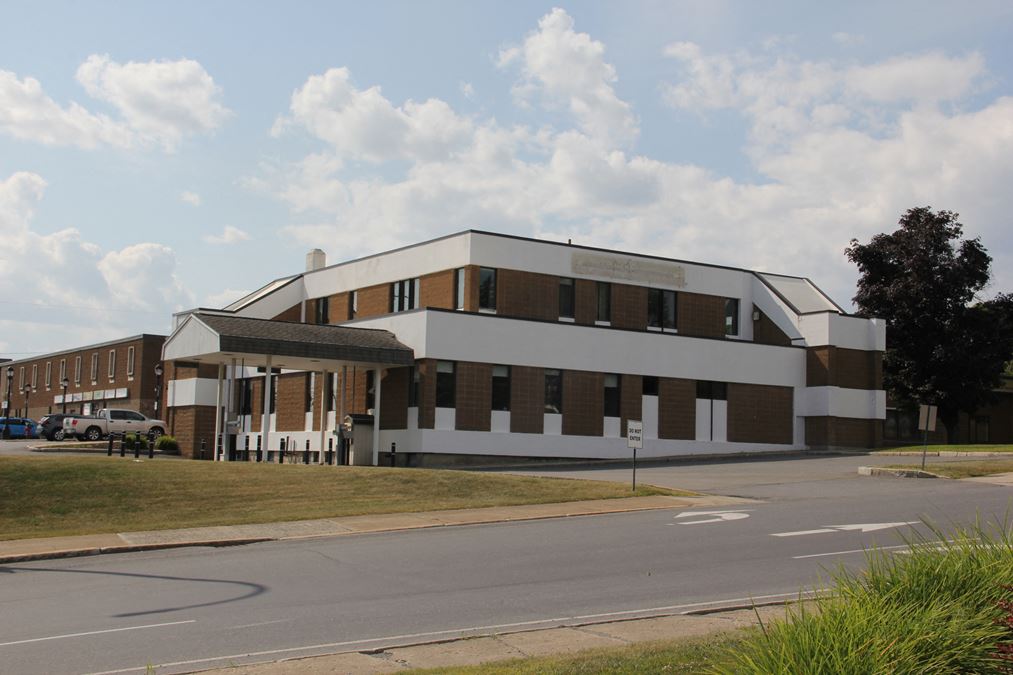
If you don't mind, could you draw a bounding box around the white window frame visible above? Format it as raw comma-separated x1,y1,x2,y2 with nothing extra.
91,352,99,384
108,349,116,380
127,346,135,378
31,364,38,389
74,356,82,385
45,361,51,389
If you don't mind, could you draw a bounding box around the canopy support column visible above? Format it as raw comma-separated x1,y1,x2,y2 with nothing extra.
262,354,272,457
372,368,382,466
213,363,224,461
318,369,328,464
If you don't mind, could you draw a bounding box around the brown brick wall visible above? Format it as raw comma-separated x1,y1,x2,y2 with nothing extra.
510,366,544,433
658,377,695,439
380,367,409,430
273,304,301,321
678,292,726,338
574,280,597,325
421,270,455,309
752,307,793,347
497,269,559,320
562,370,603,436
417,359,437,429
172,405,217,458
807,347,881,390
464,265,481,312
727,383,793,444
806,417,879,448
275,373,308,431
620,374,642,436
356,283,391,318
455,362,492,431
612,284,647,330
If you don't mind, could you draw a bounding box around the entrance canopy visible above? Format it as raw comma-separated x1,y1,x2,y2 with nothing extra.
163,311,414,370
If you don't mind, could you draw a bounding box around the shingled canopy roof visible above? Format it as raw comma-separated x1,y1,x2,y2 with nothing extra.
163,311,414,370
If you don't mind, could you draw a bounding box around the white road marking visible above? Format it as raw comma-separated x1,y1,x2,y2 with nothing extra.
672,509,752,525
793,543,914,559
0,620,195,648
773,521,919,537
84,591,816,675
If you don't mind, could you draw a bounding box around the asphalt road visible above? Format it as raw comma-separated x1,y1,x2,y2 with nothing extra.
1,454,1011,674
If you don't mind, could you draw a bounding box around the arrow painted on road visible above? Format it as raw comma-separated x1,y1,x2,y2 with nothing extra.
672,510,752,525
772,521,919,537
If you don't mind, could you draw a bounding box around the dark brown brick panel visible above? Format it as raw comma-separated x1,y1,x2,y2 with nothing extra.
380,367,409,430
510,366,544,433
612,284,647,330
806,417,880,448
275,373,308,431
752,306,793,347
273,304,301,321
620,374,642,436
497,269,559,321
464,265,481,312
574,280,597,325
658,377,695,440
807,347,881,390
678,292,726,338
455,362,492,431
420,269,455,309
727,383,793,444
562,370,603,436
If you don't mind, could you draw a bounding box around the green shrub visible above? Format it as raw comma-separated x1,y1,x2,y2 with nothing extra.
123,433,148,450
154,435,180,454
715,520,1013,674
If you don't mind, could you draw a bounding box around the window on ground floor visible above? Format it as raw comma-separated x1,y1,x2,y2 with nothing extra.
492,365,510,411
604,374,620,417
544,369,562,414
436,361,456,407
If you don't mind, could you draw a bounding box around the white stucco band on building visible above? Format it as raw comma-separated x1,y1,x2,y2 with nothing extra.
163,230,887,462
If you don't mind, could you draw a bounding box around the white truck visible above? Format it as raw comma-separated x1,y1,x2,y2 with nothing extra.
63,408,167,442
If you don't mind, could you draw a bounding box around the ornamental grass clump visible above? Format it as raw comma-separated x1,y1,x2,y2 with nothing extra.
715,519,1013,674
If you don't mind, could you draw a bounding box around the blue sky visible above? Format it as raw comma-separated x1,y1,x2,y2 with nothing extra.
2,1,1012,357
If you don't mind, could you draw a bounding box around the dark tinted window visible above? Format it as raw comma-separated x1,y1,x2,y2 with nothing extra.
559,278,574,319
491,365,510,411
597,282,611,322
647,289,677,329
725,298,739,336
604,374,620,417
315,297,329,324
696,381,727,400
642,376,658,396
479,268,496,311
544,369,562,414
436,361,456,408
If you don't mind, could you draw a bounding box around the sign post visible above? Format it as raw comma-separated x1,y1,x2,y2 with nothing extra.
627,420,643,491
917,404,937,470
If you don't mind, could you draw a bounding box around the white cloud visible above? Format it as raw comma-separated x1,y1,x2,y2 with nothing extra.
845,52,985,103
460,81,475,99
250,10,1013,310
180,190,201,206
0,172,193,356
0,55,229,152
498,7,637,147
203,288,249,309
832,32,865,46
202,225,249,244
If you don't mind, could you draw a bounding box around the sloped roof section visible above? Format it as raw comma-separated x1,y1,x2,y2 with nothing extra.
756,273,843,314
193,313,414,366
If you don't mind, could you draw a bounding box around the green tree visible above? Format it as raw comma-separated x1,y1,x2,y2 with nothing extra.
846,207,1013,442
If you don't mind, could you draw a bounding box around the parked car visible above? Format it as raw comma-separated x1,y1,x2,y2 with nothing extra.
0,417,38,439
37,414,70,441
62,408,166,441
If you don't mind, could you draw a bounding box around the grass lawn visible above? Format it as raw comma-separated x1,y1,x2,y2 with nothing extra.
875,444,1013,454
412,633,746,674
0,456,680,540
887,458,1013,479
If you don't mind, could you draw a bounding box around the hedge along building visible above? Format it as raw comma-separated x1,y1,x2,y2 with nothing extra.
162,231,886,462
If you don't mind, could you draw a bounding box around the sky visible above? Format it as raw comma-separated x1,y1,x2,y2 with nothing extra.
1,1,1012,358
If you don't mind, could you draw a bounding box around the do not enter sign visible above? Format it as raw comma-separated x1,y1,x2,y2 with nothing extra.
627,420,643,449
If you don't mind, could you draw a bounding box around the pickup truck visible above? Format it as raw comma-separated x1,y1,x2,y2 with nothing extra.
63,408,167,442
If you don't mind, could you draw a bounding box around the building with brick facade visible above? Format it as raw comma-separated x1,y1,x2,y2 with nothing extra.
161,231,889,463
1,334,166,422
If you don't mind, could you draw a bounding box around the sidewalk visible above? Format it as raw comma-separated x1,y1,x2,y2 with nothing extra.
0,493,752,564
197,604,792,674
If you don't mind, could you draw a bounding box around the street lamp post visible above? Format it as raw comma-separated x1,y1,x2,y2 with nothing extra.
60,377,69,415
23,385,33,419
2,366,13,439
153,363,163,416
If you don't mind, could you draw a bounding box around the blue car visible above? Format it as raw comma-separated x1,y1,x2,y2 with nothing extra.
0,417,38,439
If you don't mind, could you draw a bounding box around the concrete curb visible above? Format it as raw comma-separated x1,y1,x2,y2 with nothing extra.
858,466,940,479
0,495,748,565
872,450,1013,458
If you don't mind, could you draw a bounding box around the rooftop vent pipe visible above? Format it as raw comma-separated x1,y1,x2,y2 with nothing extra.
306,248,326,272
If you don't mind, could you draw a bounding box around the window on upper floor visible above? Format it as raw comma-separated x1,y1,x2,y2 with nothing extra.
642,375,658,396
74,356,82,385
31,364,37,389
45,361,51,388
108,350,116,379
59,359,66,382
559,278,575,320
604,374,621,417
90,353,99,384
597,282,611,323
454,268,466,310
366,370,376,411
479,268,496,311
436,361,456,408
127,346,135,377
725,298,740,336
349,290,358,320
391,278,420,313
647,288,677,330
18,366,25,390
315,297,330,324
491,365,511,411
544,369,562,414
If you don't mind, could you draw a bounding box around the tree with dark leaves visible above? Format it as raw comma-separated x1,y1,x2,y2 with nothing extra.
846,207,1013,443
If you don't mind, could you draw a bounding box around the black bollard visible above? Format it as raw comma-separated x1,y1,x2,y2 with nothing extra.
244,436,250,462
107,434,114,456
278,438,285,464
304,439,310,465
134,435,140,459
200,438,207,460
256,435,262,462
327,438,334,465
390,441,396,467
120,433,126,458
148,437,155,459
